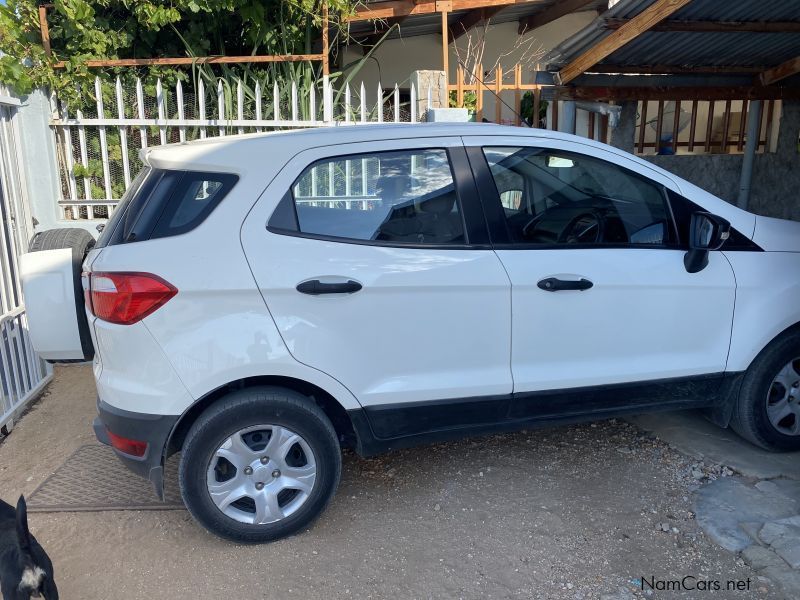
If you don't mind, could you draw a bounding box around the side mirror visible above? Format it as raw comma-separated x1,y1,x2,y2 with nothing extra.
684,212,731,273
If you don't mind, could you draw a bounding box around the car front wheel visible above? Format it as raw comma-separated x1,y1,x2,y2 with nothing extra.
179,387,341,543
732,329,800,451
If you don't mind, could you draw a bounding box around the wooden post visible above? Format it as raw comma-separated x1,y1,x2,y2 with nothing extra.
737,100,748,152
654,101,664,153
322,2,330,76
475,62,483,121
39,5,52,56
721,100,732,153
671,100,681,153
688,100,698,152
441,8,449,86
456,66,464,107
704,101,715,153
495,65,502,123
763,100,775,151
637,100,648,153
514,64,522,126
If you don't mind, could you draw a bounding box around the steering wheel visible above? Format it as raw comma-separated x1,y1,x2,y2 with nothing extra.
558,211,604,244
521,213,545,239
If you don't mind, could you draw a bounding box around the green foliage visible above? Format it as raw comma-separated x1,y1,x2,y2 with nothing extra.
0,0,356,109
520,91,548,127
449,90,477,112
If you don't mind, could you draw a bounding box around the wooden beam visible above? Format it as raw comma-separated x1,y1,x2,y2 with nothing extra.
590,64,766,74
556,0,693,85
38,5,51,56
556,85,800,101
759,55,800,86
450,6,502,42
604,19,800,33
53,55,325,68
518,0,596,35
349,0,540,22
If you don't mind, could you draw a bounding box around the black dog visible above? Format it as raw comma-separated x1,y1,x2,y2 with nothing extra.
0,496,58,599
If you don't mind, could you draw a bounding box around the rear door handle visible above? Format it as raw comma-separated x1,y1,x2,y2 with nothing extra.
537,277,593,292
296,279,363,295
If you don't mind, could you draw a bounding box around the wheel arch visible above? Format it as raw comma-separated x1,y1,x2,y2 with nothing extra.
166,376,360,457
709,320,800,428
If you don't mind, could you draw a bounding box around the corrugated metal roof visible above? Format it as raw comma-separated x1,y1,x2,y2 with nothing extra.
544,0,800,74
348,0,606,40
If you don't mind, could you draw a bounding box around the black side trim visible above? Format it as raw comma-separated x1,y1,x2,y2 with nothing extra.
508,372,734,420
366,394,512,439
350,373,743,456
465,145,512,244
667,189,763,252
95,398,179,499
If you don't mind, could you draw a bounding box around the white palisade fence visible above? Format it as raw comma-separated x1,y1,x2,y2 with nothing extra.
52,76,426,221
0,91,53,432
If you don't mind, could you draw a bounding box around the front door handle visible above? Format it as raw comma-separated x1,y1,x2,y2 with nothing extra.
537,277,593,292
296,279,363,295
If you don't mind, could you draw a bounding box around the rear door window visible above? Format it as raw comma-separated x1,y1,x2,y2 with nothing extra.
269,148,467,246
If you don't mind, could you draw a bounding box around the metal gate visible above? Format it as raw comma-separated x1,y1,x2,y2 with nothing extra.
0,91,53,433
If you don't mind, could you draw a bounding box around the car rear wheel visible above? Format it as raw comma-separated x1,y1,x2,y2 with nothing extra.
26,228,95,362
731,328,800,451
178,387,341,543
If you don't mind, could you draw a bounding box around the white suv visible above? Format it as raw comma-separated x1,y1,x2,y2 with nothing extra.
20,124,800,543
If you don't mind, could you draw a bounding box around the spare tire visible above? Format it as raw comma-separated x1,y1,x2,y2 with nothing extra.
27,228,96,362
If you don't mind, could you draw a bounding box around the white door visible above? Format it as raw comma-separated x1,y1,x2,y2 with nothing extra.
464,136,736,396
241,138,512,425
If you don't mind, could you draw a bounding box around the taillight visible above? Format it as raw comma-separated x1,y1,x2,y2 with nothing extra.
87,272,177,325
107,429,148,457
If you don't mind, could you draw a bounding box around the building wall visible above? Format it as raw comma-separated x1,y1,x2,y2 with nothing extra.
340,11,598,118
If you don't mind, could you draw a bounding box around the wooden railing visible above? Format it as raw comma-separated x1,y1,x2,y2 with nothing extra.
634,99,778,155
448,64,609,141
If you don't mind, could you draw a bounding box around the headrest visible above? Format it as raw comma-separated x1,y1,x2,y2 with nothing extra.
375,175,412,200
416,192,455,215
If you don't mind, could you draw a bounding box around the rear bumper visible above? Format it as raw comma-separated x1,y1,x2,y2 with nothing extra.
94,398,179,499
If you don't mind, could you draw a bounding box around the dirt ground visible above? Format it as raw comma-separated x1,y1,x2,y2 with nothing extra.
0,366,782,599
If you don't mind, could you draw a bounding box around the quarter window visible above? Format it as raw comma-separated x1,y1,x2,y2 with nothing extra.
483,147,675,246
271,149,466,245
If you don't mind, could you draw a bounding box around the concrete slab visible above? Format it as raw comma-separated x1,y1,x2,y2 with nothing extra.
627,411,800,480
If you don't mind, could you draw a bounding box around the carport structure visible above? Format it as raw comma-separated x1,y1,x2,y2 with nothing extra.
539,0,800,213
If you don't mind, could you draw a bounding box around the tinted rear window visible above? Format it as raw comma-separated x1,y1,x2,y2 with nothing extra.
97,168,238,246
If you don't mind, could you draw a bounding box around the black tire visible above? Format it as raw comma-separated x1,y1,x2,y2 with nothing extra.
731,328,800,452
179,387,342,543
28,228,96,362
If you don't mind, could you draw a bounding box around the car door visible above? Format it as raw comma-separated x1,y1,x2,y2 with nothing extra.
241,138,513,438
463,135,737,418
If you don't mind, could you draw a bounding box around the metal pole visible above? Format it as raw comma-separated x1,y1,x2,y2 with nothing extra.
560,101,576,134
737,100,762,210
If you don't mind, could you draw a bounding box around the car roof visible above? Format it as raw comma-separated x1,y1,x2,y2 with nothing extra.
142,123,608,173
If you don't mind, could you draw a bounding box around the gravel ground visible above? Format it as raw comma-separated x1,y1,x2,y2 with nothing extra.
0,366,780,599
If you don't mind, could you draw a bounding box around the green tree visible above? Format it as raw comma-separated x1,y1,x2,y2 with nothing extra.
0,0,355,108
